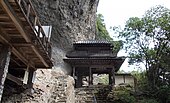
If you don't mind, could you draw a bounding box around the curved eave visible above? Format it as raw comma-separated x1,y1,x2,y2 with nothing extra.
63,57,125,72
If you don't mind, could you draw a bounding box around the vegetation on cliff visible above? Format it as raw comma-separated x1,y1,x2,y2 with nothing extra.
96,13,123,53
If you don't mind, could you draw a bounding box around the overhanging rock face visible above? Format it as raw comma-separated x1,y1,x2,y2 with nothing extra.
64,40,125,87
31,0,99,74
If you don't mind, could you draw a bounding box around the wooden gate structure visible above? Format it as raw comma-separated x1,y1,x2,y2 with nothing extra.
64,41,125,88
0,0,53,101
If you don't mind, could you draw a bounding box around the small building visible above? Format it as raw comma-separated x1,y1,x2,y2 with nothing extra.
64,40,125,88
115,73,136,87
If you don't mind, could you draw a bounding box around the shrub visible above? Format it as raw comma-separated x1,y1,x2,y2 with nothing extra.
140,99,159,103
113,86,136,103
156,86,170,103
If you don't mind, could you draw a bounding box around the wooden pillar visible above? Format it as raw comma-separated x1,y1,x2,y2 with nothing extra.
72,66,76,87
109,67,115,86
89,67,92,86
123,75,125,83
76,75,82,88
109,73,112,85
111,67,115,86
72,66,75,79
0,46,11,102
27,69,35,88
23,67,36,88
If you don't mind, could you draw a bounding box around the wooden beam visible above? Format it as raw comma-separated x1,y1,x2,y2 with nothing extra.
0,0,31,42
31,45,49,67
0,26,10,43
13,43,33,47
0,46,11,102
0,24,35,69
0,15,9,19
11,58,22,66
0,0,51,68
7,73,23,85
12,47,35,69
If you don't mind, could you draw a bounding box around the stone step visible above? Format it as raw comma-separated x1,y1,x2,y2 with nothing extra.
75,86,113,103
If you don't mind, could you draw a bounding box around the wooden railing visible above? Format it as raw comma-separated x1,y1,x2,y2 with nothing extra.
15,0,51,57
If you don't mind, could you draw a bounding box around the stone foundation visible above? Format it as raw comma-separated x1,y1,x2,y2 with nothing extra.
2,70,75,103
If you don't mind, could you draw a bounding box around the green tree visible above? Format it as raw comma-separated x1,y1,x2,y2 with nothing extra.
96,14,112,41
116,5,170,88
96,14,123,52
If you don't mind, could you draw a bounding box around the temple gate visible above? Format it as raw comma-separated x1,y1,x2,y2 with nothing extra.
64,40,125,88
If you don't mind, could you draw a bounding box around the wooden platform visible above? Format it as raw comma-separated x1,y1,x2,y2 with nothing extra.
0,0,53,101
0,0,53,69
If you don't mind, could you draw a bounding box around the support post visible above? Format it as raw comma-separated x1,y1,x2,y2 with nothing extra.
109,73,112,85
89,67,92,86
76,75,82,88
111,67,115,86
27,69,35,88
23,67,35,88
0,46,11,102
123,75,125,83
73,66,75,79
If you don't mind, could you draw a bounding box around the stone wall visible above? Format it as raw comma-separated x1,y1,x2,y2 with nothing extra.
2,69,75,103
48,71,75,103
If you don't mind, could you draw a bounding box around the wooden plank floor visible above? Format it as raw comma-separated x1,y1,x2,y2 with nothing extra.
0,0,53,69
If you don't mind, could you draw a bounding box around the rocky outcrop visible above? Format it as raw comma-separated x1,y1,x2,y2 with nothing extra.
32,0,99,73
2,69,75,103
32,0,98,49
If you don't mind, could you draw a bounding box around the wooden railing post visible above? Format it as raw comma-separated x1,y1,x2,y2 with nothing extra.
18,0,21,5
34,16,37,26
26,4,31,18
16,0,52,57
37,26,41,37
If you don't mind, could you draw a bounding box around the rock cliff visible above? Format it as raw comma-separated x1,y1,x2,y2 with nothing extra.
32,0,99,73
2,0,99,102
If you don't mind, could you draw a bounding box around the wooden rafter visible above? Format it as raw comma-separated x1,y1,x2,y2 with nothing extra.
0,24,35,69
12,47,35,68
7,73,23,85
0,0,31,42
31,45,48,67
0,0,50,67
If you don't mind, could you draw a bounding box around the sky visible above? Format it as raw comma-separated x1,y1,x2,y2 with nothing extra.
97,0,170,72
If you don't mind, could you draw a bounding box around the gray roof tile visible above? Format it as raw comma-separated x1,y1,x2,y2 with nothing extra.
74,40,111,44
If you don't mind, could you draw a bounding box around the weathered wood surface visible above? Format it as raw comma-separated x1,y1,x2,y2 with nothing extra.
0,46,11,102
0,0,53,69
7,73,23,86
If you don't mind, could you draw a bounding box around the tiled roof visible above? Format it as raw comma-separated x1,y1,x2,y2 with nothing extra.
74,40,111,44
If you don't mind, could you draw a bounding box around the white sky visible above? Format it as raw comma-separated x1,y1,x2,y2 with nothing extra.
97,0,170,72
